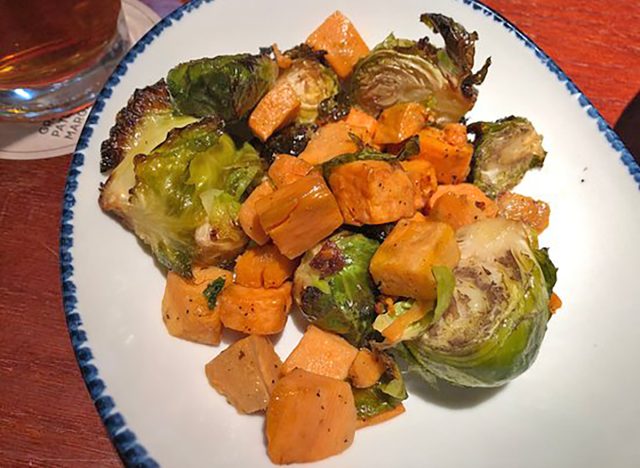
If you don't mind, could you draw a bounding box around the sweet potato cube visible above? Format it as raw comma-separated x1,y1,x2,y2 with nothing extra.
306,11,369,79
369,215,460,300
205,335,282,414
400,159,438,211
356,404,405,429
328,160,415,226
162,266,232,345
235,244,297,288
299,121,360,165
417,124,473,184
282,325,358,380
373,102,429,145
266,369,356,464
238,181,274,245
218,282,292,335
255,174,343,258
497,192,550,233
249,82,301,141
345,108,378,141
268,154,313,188
348,349,386,388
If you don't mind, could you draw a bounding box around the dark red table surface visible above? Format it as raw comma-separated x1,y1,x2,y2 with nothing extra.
1,1,639,466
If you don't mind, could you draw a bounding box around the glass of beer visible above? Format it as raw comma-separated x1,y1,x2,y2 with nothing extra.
0,0,130,121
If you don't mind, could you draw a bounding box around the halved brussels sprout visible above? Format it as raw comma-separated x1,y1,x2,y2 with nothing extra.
469,116,546,198
405,218,555,387
293,232,380,345
350,13,490,123
110,118,263,276
167,53,278,120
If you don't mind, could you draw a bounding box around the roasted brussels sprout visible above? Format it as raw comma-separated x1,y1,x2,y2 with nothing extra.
469,116,546,198
405,218,555,387
167,53,278,120
293,232,379,345
276,58,339,123
104,118,263,277
350,13,490,123
99,80,197,218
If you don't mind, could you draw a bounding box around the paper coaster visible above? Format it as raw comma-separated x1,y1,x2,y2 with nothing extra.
0,0,161,160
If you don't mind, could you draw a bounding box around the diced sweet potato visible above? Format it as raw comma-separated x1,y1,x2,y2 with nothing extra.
205,335,282,413
328,160,415,226
428,183,498,212
299,121,360,165
400,159,438,211
497,192,550,233
373,103,429,145
379,301,429,345
369,215,460,300
272,43,292,69
255,173,343,258
356,404,405,429
249,82,301,141
282,326,358,380
218,282,292,335
238,181,274,245
268,154,313,188
306,11,369,79
549,292,562,315
266,368,356,464
348,349,385,388
430,192,497,230
235,244,297,288
416,124,473,184
162,266,232,345
345,108,378,141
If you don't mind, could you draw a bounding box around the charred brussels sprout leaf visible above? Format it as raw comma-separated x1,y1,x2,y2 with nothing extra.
405,218,554,387
167,54,278,120
534,247,557,295
469,116,546,198
203,277,226,309
293,232,380,345
276,58,339,123
321,149,397,179
353,385,401,421
350,13,490,123
99,80,197,218
259,123,317,162
317,90,351,125
346,222,396,243
124,118,263,276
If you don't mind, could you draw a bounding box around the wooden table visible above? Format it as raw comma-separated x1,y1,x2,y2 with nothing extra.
1,0,638,465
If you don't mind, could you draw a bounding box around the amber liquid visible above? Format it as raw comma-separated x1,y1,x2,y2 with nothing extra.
0,0,122,89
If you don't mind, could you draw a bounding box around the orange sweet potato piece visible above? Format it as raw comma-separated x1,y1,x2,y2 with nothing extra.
272,43,292,69
235,244,297,288
238,181,274,245
549,292,562,315
205,335,282,413
306,11,369,79
356,403,405,429
218,282,292,335
428,183,498,213
255,173,343,258
268,154,313,188
373,103,429,145
400,159,438,211
369,215,460,300
282,326,358,380
162,266,232,345
249,82,301,141
299,121,360,165
345,108,378,141
348,349,386,388
416,123,473,184
266,368,356,464
497,192,550,233
328,160,415,226
379,301,430,345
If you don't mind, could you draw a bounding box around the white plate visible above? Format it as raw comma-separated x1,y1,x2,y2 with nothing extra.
61,0,640,466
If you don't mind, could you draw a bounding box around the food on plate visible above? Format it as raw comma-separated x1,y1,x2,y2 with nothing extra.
98,9,560,464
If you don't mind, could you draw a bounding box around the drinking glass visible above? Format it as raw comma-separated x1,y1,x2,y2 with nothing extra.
0,0,130,121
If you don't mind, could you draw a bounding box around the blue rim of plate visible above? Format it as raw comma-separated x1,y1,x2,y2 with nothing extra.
59,0,640,466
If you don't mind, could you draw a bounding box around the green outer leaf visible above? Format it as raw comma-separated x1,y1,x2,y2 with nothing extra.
534,248,558,295
321,150,398,179
203,277,226,309
352,385,401,421
167,54,278,120
431,265,455,323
